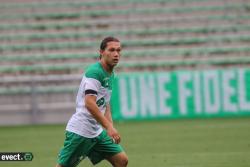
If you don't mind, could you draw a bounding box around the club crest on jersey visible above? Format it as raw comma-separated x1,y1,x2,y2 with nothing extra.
103,77,112,89
96,97,105,107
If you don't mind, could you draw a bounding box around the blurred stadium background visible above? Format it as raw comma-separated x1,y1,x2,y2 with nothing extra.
1,0,250,125
0,0,250,166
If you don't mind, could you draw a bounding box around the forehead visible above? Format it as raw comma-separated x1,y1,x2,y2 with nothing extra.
106,41,121,49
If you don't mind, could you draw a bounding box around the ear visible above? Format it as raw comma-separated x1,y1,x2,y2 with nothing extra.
99,49,104,56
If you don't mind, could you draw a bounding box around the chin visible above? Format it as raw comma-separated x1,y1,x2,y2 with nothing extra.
112,62,118,66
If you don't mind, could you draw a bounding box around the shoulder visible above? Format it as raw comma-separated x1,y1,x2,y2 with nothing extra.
85,62,104,82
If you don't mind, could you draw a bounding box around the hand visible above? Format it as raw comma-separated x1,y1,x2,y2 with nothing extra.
107,125,121,144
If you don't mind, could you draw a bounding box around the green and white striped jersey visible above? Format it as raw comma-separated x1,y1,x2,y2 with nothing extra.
66,62,114,138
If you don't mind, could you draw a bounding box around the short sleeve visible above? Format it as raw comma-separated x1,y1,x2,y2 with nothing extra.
85,77,101,95
84,68,102,95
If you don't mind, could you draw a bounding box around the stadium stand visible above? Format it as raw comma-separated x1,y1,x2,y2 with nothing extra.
0,0,250,125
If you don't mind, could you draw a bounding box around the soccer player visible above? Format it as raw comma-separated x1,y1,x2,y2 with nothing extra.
56,37,128,167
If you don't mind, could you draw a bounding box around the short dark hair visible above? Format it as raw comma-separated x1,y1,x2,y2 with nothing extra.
99,36,120,59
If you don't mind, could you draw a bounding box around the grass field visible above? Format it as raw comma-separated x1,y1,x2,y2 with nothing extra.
0,117,250,167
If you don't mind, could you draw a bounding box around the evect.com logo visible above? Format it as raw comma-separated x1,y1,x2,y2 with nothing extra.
0,152,33,161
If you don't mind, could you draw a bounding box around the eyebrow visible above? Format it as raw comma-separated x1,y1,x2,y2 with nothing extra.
109,47,121,50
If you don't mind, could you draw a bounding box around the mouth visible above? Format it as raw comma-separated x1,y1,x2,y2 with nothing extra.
113,59,119,63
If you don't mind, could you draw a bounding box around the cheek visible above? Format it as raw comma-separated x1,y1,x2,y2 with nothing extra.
103,52,110,58
108,52,115,58
104,53,113,60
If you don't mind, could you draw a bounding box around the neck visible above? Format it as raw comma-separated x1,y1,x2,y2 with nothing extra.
100,60,113,74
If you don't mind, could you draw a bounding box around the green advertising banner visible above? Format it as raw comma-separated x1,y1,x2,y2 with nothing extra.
111,68,250,120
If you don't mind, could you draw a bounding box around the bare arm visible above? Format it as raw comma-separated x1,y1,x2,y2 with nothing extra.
85,95,120,143
85,95,111,129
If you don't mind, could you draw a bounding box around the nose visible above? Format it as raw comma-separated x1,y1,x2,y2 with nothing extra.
114,51,120,58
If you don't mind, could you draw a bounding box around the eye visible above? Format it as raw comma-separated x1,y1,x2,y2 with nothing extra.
109,48,115,52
